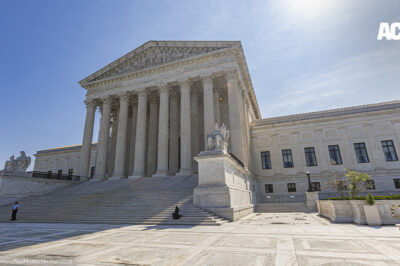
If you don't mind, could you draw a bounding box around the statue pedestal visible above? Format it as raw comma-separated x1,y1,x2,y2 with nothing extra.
193,152,254,221
305,191,319,211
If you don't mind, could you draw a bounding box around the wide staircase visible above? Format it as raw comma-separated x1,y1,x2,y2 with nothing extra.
0,175,227,225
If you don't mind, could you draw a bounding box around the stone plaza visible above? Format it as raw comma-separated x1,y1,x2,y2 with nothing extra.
1,213,400,265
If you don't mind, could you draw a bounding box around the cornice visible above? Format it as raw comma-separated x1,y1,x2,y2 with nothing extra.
82,47,234,89
251,100,400,128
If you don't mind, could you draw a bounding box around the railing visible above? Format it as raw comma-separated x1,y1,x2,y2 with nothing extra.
27,171,80,181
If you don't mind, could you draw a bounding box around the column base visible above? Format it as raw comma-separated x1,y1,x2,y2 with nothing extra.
129,172,145,179
176,168,192,176
109,176,124,180
152,170,169,177
90,178,105,182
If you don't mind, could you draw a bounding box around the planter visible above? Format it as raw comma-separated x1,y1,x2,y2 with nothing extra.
317,200,353,222
364,205,382,226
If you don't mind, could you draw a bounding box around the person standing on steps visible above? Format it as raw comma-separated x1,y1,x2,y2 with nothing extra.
11,201,19,221
172,205,182,220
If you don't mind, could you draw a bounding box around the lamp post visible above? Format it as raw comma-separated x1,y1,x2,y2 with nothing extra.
306,170,313,192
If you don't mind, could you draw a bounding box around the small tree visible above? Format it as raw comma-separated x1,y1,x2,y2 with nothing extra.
326,174,349,198
345,170,371,199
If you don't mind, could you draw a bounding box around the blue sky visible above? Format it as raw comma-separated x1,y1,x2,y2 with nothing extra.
1,0,399,170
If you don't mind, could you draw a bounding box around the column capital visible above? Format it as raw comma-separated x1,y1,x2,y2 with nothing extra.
177,79,191,88
201,74,213,82
84,99,97,109
117,92,130,102
100,96,113,105
156,81,169,89
137,89,147,98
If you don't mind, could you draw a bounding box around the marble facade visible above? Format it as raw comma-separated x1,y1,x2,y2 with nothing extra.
33,40,400,206
71,41,257,180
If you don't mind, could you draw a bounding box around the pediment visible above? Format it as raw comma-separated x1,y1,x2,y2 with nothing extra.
81,41,240,85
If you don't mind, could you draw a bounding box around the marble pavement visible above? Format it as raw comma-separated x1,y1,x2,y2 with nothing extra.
1,212,400,265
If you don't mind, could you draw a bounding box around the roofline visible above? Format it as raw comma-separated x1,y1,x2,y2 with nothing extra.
35,143,97,156
252,100,400,127
79,40,242,86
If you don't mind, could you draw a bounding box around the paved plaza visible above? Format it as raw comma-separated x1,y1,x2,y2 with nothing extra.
1,212,400,265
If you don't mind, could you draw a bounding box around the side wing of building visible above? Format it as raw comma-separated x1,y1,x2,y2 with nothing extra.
34,144,97,177
250,101,400,203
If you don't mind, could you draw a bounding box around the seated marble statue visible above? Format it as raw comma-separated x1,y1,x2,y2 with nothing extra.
172,205,182,219
206,123,229,153
1,151,31,174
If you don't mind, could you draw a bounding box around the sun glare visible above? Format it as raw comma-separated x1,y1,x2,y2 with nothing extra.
280,0,341,21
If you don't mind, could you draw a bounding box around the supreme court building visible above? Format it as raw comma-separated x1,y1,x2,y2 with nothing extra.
34,41,400,205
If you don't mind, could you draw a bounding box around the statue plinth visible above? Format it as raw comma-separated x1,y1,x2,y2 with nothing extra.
193,124,254,221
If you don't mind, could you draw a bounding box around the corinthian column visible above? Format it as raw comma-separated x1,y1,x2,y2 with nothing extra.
177,80,192,176
112,93,130,179
214,88,221,126
146,94,159,176
154,84,169,176
131,90,148,178
203,75,215,146
93,96,112,180
128,98,138,175
78,99,96,180
227,70,243,163
169,91,180,175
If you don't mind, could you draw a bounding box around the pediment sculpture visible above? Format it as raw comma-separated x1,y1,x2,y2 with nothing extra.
206,123,230,154
91,46,224,82
1,151,31,174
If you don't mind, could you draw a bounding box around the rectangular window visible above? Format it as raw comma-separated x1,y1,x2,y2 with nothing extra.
68,169,73,177
282,149,294,168
261,151,272,169
366,180,376,190
304,147,317,166
394,179,400,189
328,145,342,165
47,171,52,178
287,183,296,192
354,143,369,163
311,182,321,191
57,170,62,178
381,140,398,161
265,184,273,193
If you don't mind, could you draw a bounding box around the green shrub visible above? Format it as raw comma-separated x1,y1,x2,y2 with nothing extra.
366,193,375,205
328,194,400,200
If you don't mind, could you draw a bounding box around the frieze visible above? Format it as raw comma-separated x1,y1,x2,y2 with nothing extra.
90,46,225,83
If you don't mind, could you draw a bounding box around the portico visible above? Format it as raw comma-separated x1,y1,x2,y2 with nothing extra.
76,41,260,180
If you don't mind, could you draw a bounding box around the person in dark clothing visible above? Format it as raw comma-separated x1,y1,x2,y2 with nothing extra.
172,205,182,219
11,202,19,221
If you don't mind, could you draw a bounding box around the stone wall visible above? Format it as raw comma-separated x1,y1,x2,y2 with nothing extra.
0,174,77,197
251,105,400,202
